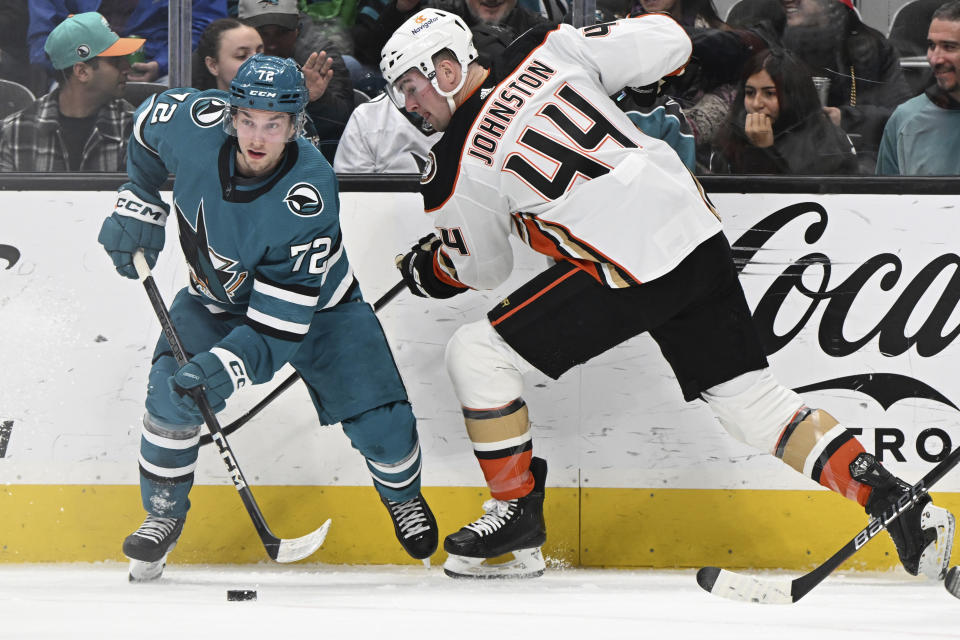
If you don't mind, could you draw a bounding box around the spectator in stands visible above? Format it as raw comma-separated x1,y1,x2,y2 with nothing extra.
710,48,858,174
0,12,142,172
28,1,226,84
632,0,725,28
192,17,264,90
334,93,441,172
301,0,360,56
0,0,33,89
877,1,960,176
726,0,786,42
615,87,697,171
352,0,552,70
633,0,771,170
888,0,943,95
238,0,355,162
780,0,914,172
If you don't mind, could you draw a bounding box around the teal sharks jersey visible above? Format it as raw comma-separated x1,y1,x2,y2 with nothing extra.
123,88,356,383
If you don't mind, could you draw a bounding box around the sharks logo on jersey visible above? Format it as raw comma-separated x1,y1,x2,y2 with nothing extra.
190,97,228,128
176,200,249,302
283,183,324,216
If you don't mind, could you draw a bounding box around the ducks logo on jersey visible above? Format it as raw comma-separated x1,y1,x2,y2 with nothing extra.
284,182,324,216
420,151,437,185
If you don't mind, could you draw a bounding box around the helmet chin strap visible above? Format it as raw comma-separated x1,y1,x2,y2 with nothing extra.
435,62,469,116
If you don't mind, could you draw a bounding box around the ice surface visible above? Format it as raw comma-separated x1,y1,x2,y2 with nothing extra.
0,564,955,639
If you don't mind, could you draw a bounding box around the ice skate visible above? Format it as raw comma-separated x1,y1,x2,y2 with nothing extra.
443,456,547,579
122,514,185,582
381,492,438,561
852,453,955,579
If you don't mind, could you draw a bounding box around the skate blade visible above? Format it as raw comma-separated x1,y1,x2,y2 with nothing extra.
128,556,167,582
919,503,956,581
127,541,176,583
443,547,545,579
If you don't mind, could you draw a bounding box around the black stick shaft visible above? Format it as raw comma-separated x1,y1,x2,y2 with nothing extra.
133,253,284,558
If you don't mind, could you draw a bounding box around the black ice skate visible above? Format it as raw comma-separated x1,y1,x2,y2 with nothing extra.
851,453,955,579
122,514,185,582
443,456,547,579
381,493,438,562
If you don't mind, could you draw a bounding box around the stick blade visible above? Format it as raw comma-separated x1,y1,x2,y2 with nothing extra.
271,518,332,563
945,566,960,600
696,566,795,604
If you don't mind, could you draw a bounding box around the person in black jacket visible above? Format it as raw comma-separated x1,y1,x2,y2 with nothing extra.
352,0,551,68
780,0,913,172
710,48,859,174
238,0,356,163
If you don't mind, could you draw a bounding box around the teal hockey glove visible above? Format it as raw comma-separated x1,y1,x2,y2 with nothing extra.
169,350,247,418
97,190,167,279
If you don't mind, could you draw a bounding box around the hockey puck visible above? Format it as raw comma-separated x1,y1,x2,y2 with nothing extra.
226,589,257,601
945,566,960,600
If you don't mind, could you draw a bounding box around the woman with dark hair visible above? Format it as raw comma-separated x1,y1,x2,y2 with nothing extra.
191,17,264,91
710,48,859,174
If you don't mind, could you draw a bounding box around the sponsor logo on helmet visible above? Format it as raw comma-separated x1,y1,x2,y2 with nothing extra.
190,97,228,127
249,90,278,97
420,151,437,185
284,182,324,216
77,44,90,58
411,16,439,34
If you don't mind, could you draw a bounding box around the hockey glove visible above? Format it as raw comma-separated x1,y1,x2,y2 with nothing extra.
97,190,167,279
397,233,467,299
168,349,247,418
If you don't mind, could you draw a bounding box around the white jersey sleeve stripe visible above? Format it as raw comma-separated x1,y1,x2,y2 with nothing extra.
246,307,311,335
252,279,320,306
133,94,160,157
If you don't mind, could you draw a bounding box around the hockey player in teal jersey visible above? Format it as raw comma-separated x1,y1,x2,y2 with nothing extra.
97,54,437,581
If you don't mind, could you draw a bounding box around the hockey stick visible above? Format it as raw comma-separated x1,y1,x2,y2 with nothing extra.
696,443,960,604
198,279,407,446
132,251,331,563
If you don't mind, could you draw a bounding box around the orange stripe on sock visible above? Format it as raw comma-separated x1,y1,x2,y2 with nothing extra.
477,450,534,500
818,439,872,505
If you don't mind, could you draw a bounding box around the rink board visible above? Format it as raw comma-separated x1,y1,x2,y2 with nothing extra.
2,190,960,568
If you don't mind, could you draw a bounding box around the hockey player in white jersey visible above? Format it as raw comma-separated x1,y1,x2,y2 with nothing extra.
380,10,956,579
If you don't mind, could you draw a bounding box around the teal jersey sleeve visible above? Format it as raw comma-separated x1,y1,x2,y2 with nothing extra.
121,88,228,217
625,97,696,172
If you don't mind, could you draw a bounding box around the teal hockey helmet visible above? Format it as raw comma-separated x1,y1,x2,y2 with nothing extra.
229,53,308,112
226,54,308,139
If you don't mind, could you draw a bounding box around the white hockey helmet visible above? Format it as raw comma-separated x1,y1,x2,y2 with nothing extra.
379,9,479,109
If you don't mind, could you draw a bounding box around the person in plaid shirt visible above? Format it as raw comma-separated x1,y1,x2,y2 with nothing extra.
0,12,143,172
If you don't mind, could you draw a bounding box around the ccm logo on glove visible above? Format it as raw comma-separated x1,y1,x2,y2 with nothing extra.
114,190,168,225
